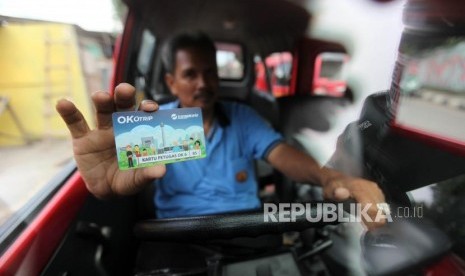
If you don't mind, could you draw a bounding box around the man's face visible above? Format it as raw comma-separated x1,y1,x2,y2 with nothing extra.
165,47,219,112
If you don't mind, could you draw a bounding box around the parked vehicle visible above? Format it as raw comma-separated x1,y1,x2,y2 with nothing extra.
255,52,293,97
312,52,348,97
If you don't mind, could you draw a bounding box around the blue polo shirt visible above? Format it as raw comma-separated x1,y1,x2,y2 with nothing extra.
154,100,282,218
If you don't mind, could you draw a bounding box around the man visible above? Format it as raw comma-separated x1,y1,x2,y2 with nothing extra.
56,32,385,229
126,144,134,168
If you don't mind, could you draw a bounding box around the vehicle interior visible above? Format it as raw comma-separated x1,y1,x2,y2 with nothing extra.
2,0,465,275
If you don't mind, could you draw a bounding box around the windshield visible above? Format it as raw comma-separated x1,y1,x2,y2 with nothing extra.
2,0,465,275
0,1,120,247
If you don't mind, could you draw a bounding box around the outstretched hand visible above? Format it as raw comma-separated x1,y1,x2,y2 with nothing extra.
56,83,166,198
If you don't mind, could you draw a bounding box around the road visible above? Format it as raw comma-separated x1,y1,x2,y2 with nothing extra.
396,96,465,142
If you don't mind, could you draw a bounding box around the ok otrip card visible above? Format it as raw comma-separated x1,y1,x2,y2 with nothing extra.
112,108,207,170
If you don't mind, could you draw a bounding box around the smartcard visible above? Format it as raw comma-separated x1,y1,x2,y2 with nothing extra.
112,108,207,170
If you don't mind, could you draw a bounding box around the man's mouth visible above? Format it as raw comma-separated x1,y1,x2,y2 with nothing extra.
194,92,214,101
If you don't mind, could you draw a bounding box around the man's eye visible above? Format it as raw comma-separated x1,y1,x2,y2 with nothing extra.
183,71,196,78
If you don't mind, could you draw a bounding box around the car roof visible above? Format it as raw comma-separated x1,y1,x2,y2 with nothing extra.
124,0,311,56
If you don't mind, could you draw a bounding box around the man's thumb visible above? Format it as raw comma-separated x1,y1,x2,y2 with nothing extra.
333,187,350,200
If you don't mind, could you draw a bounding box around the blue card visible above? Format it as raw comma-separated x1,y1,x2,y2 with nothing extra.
112,108,207,170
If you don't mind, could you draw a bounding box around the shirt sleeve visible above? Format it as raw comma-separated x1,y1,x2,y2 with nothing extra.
234,103,283,160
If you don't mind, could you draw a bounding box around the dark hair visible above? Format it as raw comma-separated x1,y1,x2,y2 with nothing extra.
161,31,217,73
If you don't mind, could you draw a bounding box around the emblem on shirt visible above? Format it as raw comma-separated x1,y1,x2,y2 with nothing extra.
236,171,248,183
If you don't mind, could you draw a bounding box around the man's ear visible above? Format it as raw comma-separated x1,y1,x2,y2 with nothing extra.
165,73,177,96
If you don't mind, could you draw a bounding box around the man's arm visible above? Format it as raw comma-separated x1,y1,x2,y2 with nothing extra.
267,143,386,229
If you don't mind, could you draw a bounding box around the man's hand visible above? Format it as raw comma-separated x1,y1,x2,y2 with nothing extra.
268,143,386,230
319,167,386,230
56,83,166,198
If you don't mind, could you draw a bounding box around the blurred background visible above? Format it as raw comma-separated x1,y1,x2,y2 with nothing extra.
0,0,125,225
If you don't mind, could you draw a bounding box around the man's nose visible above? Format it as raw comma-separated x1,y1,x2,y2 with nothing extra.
197,73,209,89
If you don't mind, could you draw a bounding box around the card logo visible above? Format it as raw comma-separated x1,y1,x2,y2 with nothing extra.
117,115,153,124
171,113,199,120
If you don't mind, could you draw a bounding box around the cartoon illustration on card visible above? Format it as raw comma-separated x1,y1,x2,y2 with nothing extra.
112,108,207,170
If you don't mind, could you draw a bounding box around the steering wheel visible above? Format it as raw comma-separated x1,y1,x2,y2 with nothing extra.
134,207,340,241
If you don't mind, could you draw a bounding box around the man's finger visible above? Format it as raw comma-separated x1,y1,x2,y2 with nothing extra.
333,187,350,200
111,165,167,196
361,202,387,230
138,100,159,112
114,83,136,111
352,181,385,205
350,182,387,230
92,91,116,129
141,164,167,181
323,179,351,200
56,99,91,139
